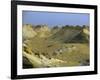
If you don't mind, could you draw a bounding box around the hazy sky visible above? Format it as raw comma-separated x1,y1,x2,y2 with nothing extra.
22,11,90,27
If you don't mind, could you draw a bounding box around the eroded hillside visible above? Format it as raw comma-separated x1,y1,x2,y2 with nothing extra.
22,24,90,68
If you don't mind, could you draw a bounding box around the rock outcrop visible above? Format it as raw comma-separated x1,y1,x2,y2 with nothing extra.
34,25,51,38
22,24,37,40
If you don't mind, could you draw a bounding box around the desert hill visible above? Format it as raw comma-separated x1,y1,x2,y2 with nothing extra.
22,24,90,68
23,24,89,43
22,24,37,40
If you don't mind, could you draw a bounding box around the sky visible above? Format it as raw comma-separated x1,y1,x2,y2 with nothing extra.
22,11,90,27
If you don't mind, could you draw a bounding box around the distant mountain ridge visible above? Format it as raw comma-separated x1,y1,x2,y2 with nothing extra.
23,24,89,43
50,28,89,43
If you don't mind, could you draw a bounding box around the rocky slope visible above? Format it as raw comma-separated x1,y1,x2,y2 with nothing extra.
22,24,90,68
50,27,89,43
22,24,37,40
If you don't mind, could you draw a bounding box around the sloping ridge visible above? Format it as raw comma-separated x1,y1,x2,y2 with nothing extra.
50,28,89,43
67,30,89,43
